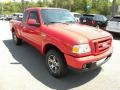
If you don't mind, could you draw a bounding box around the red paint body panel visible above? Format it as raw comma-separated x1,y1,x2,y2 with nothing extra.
10,7,113,70
64,46,112,69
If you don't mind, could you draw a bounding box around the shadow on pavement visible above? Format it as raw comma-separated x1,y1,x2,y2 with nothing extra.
3,39,101,90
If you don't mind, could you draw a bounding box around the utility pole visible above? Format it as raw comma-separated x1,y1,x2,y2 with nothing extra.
13,0,16,13
55,0,57,8
61,0,63,8
1,3,3,14
0,0,3,14
111,0,117,16
21,0,24,12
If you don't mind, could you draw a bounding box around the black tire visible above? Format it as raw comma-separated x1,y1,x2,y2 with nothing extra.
46,49,67,78
12,32,22,45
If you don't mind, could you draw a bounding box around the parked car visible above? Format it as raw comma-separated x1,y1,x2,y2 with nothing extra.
5,15,13,21
80,14,108,29
71,12,81,22
106,16,120,34
10,7,113,78
4,13,23,21
0,14,5,20
12,13,23,19
9,15,23,31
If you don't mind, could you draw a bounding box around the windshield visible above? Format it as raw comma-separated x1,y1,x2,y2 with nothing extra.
41,9,76,24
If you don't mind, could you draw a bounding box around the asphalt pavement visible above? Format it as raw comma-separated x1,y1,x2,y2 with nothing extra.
0,21,120,90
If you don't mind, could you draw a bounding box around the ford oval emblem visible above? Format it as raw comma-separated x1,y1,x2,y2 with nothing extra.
102,42,109,48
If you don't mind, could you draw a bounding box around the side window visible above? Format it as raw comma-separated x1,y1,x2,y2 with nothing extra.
110,18,115,21
28,11,40,24
110,17,120,22
22,11,29,23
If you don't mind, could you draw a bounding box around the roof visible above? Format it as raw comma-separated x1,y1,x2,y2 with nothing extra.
113,15,120,17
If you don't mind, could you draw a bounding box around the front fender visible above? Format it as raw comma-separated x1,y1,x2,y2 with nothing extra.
42,35,72,55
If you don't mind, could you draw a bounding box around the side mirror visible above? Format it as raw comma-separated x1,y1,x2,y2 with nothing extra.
27,19,40,27
27,19,37,25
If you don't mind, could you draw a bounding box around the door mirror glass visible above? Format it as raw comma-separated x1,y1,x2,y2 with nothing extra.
27,19,36,25
27,19,40,27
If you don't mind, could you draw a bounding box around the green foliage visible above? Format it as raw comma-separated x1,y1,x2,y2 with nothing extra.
0,0,113,15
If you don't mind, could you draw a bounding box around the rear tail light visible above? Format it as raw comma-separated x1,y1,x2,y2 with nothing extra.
92,20,96,24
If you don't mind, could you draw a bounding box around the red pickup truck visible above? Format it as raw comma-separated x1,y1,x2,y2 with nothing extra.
10,7,113,78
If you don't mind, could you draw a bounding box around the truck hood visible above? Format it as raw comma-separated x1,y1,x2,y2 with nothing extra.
47,23,111,43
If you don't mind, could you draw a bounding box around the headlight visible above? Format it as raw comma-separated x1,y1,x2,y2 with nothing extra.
72,43,91,54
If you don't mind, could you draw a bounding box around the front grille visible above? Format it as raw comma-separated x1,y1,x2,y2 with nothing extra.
92,37,112,55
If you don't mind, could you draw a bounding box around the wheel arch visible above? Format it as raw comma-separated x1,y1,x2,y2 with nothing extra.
44,44,63,55
44,44,68,70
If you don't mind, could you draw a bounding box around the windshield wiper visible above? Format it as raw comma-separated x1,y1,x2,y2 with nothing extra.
48,21,69,25
65,21,76,24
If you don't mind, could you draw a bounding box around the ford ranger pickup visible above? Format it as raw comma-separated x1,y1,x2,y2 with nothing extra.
10,7,113,78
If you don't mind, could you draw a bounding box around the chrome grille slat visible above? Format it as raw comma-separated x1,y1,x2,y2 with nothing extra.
92,37,112,55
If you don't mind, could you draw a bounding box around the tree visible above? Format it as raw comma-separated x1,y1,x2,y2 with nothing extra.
0,0,113,15
21,0,25,12
67,0,74,11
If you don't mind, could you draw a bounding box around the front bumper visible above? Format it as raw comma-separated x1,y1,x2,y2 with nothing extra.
64,46,113,70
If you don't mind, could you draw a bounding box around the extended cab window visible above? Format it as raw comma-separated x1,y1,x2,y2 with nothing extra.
28,11,40,24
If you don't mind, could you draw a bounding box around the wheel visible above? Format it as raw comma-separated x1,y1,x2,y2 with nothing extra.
46,49,67,78
12,32,22,45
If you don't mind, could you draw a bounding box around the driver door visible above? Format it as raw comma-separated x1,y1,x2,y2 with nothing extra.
24,10,43,48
